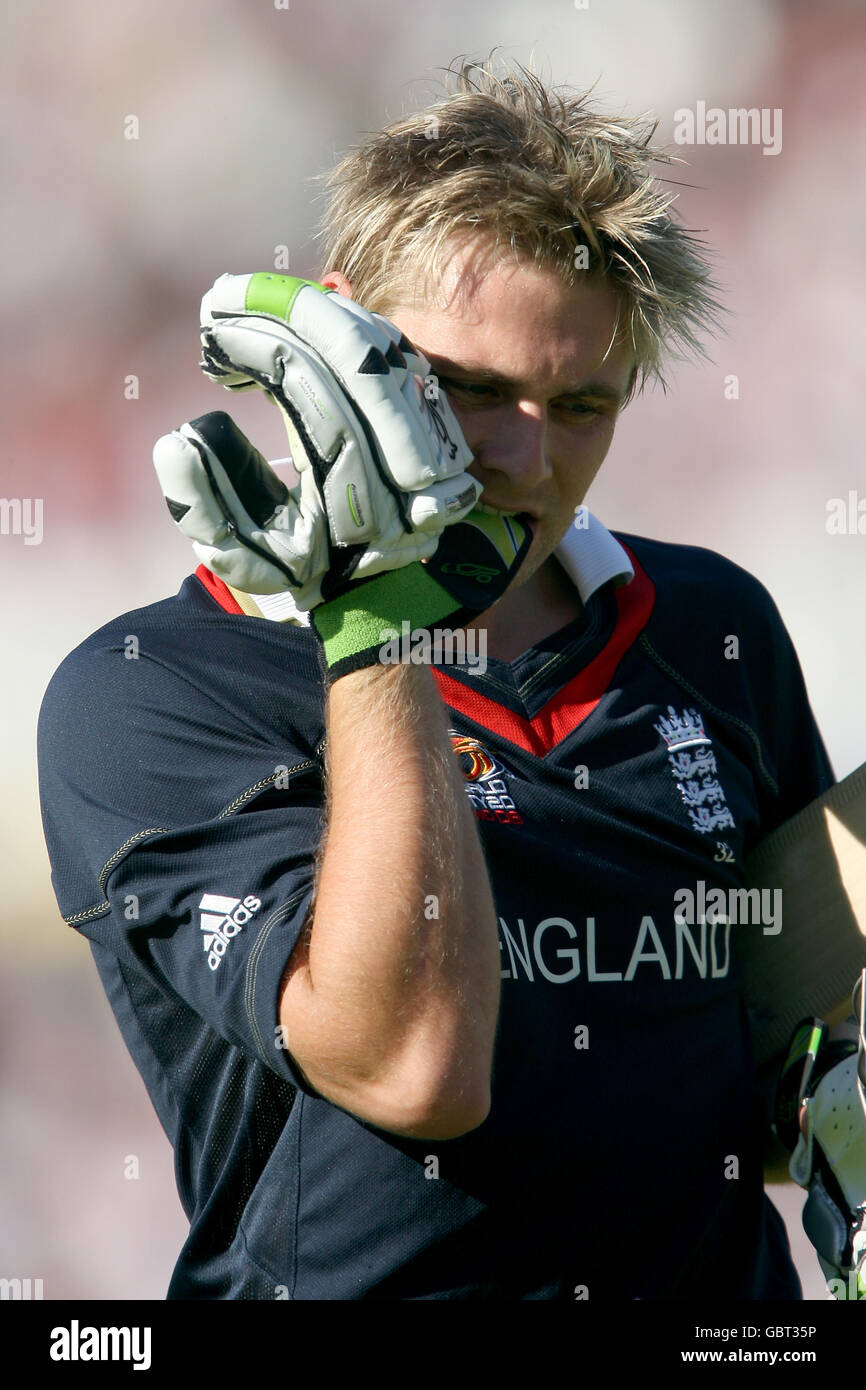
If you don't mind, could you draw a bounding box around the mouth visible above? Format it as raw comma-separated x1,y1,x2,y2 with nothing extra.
475,501,539,536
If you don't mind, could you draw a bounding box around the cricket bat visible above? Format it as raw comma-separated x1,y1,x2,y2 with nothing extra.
743,759,866,1067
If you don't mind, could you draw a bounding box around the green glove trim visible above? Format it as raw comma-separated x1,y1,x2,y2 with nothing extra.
311,509,533,681
774,1018,828,1152
774,1015,860,1154
312,563,458,675
244,273,330,321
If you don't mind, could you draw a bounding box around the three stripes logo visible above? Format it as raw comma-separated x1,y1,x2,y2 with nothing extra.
199,892,261,971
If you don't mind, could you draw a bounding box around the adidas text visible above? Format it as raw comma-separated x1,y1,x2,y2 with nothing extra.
199,893,261,971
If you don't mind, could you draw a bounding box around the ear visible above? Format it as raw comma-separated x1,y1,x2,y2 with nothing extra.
320,270,354,298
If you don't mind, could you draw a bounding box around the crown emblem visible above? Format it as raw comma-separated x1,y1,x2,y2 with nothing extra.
653,705,710,750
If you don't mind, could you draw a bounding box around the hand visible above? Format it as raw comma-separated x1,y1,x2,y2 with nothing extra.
312,504,534,678
152,409,534,675
154,271,531,677
152,410,331,606
774,980,866,1299
198,272,481,579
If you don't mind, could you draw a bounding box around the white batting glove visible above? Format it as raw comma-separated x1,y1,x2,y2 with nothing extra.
774,974,866,1300
152,408,533,679
152,410,331,605
195,272,480,591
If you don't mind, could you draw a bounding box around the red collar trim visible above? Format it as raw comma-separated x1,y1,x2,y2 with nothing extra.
431,545,655,757
195,548,655,758
195,564,246,615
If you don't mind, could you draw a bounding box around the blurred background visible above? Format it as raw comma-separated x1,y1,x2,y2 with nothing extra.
2,0,865,1302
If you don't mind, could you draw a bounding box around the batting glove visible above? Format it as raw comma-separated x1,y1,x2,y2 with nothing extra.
153,407,532,679
153,410,332,608
198,272,480,578
774,974,866,1299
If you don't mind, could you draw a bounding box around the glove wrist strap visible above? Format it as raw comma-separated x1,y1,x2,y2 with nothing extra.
313,563,467,680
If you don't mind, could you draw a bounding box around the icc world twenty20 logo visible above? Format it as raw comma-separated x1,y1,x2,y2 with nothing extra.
449,732,523,826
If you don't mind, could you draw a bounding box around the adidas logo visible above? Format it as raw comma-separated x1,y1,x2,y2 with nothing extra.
199,892,261,971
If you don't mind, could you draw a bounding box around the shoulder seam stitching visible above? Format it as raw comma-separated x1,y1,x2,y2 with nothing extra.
64,827,171,924
63,744,327,926
216,758,319,819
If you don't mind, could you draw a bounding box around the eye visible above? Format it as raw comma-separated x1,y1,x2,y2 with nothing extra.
438,378,617,419
557,398,614,421
438,377,501,402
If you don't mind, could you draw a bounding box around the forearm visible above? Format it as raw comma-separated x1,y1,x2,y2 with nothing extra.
288,661,500,1135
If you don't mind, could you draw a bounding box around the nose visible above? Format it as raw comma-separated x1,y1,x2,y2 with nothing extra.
472,401,552,491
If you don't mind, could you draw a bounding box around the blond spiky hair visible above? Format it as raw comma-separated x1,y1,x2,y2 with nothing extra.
316,56,722,395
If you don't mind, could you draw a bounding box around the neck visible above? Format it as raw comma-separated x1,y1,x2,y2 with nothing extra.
468,554,583,662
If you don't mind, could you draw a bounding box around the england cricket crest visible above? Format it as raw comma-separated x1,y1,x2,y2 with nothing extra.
654,706,736,836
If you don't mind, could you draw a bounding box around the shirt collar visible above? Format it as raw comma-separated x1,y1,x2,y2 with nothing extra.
229,508,633,624
553,508,634,605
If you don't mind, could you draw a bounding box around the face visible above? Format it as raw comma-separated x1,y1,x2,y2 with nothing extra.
372,244,636,585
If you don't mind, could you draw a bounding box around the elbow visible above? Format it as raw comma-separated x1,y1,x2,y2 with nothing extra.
394,1087,492,1140
373,1045,494,1138
340,1073,493,1140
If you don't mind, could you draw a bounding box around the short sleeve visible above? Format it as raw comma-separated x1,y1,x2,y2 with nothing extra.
37,592,328,1091
90,797,321,1088
736,573,835,831
623,534,835,840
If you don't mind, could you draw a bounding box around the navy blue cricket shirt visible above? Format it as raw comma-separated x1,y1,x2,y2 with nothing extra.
37,517,833,1299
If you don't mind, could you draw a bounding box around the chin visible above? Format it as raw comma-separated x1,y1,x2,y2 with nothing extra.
510,538,552,590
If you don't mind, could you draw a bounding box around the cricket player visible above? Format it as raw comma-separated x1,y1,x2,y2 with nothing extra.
37,60,866,1300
